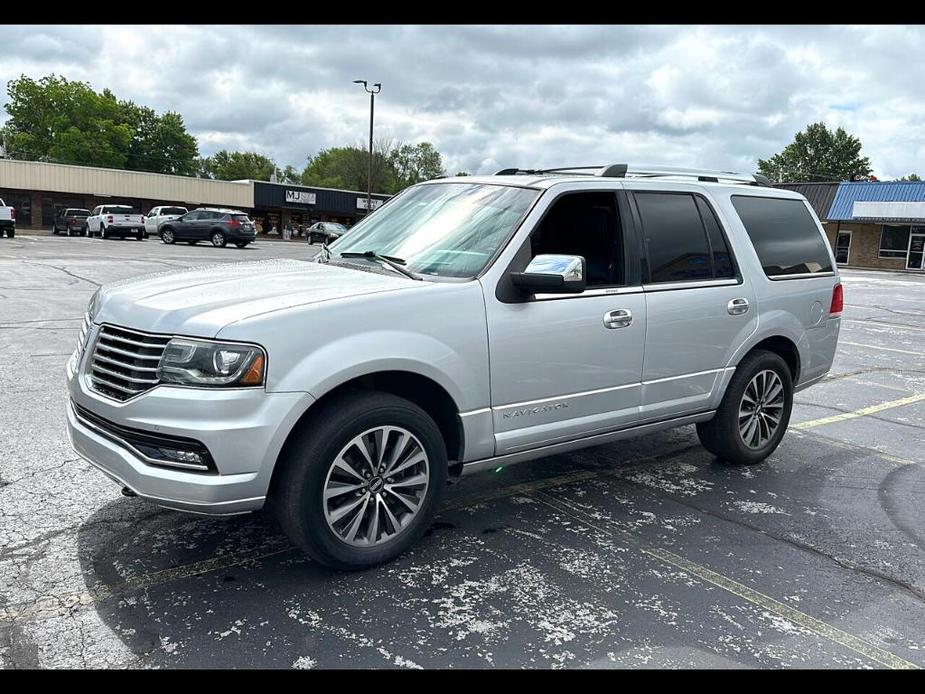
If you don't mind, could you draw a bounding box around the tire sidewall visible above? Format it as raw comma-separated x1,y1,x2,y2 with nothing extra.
162,229,175,244
721,351,793,463
277,394,448,569
211,231,226,247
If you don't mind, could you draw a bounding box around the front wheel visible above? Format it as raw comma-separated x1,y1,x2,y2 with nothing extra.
696,349,793,465
161,228,176,244
271,391,448,570
211,231,226,248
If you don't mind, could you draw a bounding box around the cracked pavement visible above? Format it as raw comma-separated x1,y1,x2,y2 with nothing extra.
2,234,925,668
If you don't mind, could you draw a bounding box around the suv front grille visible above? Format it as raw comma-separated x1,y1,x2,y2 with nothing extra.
88,325,170,401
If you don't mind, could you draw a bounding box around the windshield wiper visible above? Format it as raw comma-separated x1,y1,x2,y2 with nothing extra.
338,251,421,280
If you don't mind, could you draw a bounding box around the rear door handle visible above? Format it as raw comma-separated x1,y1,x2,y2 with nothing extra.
604,309,633,329
727,298,750,315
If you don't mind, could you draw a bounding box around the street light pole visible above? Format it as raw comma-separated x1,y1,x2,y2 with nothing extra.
354,80,381,216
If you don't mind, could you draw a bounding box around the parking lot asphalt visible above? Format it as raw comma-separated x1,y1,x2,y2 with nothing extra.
1,234,925,669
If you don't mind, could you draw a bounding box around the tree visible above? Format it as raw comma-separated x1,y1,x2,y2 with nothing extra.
455,171,471,176
389,142,446,188
758,122,873,183
199,150,277,181
2,74,198,173
275,164,301,184
899,173,922,181
301,140,398,193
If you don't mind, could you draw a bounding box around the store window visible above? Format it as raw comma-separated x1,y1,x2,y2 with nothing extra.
879,225,911,258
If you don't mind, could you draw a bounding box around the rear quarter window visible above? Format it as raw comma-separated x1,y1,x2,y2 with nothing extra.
730,195,833,277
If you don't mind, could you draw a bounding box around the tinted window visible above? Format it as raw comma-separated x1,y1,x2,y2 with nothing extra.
731,196,833,277
636,192,713,283
879,225,910,258
162,207,187,216
696,197,735,278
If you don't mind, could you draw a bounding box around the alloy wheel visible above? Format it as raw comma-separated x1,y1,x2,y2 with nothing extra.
738,369,785,449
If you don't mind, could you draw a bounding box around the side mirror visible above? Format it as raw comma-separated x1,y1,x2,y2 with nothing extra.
510,254,586,295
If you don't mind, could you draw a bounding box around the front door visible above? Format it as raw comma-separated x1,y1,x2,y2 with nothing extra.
907,233,925,270
485,190,646,455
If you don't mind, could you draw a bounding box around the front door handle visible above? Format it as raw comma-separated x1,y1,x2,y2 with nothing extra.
727,297,750,315
604,309,633,329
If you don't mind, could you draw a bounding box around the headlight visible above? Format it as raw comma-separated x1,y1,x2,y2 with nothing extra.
157,338,266,387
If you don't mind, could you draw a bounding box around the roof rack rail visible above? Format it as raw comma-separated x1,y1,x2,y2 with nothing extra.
494,164,771,186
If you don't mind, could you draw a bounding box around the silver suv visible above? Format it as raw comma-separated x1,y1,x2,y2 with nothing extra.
66,164,842,569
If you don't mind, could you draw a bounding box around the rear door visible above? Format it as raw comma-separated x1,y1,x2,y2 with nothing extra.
628,185,758,421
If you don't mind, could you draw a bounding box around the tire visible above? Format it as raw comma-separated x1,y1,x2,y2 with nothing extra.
52,225,58,235
136,230,144,241
210,230,227,248
100,225,108,240
270,390,448,570
161,228,176,245
696,349,793,465
5,228,14,239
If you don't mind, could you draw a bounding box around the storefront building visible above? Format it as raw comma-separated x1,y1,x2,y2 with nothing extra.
251,182,390,235
0,159,390,233
776,180,925,271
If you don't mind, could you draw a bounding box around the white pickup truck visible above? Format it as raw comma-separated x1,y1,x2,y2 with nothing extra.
87,204,146,240
0,198,15,238
144,205,188,237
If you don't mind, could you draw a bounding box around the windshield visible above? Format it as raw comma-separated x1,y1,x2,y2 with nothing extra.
328,182,539,279
327,223,347,232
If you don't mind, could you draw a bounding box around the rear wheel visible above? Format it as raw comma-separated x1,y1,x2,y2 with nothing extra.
696,349,793,465
100,226,108,240
161,228,176,244
271,390,447,570
5,228,14,239
136,230,144,241
211,230,227,248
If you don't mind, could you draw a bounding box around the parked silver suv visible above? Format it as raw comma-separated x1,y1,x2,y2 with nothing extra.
66,164,842,569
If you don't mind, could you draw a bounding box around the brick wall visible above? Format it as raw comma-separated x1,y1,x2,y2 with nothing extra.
825,222,908,270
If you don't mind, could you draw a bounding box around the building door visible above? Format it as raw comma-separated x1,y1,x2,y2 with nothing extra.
907,233,925,270
835,230,852,265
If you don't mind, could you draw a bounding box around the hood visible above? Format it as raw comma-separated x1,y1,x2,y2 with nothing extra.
93,258,421,337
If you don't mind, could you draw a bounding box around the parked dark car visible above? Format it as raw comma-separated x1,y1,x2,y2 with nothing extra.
158,208,257,248
307,221,348,245
52,208,91,237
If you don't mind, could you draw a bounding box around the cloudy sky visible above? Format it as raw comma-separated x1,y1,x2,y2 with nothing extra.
2,25,924,179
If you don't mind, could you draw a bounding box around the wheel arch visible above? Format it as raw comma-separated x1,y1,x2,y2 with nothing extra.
269,369,464,495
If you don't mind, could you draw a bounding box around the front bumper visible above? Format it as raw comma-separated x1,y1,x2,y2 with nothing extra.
66,340,313,514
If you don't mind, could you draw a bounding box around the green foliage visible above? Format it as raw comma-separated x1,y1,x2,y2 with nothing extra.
199,150,277,181
757,122,872,183
2,74,199,173
301,141,445,194
898,173,922,181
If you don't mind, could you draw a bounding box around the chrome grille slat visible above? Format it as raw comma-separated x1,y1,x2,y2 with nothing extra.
98,333,171,349
88,325,169,401
92,353,158,372
90,373,147,395
91,364,159,384
94,343,163,361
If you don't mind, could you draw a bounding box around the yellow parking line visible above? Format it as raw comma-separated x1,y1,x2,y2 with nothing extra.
531,490,919,670
840,341,924,356
794,393,925,430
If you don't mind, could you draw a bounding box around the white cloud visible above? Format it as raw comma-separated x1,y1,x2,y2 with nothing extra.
1,25,924,179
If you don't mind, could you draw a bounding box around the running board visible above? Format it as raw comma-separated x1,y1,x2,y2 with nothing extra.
460,411,714,476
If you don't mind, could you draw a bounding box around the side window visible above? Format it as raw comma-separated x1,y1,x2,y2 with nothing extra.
635,192,713,283
529,191,624,287
696,197,735,278
91,206,100,216
731,196,833,277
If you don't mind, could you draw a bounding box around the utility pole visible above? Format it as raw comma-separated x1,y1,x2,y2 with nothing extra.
353,80,381,216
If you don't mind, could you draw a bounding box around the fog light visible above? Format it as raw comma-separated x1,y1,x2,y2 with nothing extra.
132,442,208,469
